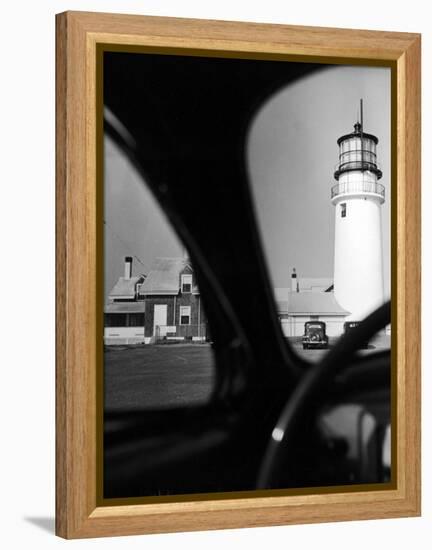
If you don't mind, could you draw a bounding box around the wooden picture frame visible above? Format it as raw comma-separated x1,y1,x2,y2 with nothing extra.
56,11,421,539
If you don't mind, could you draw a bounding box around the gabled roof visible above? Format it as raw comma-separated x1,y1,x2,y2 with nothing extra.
299,278,333,292
274,279,333,301
104,301,145,314
139,257,192,296
277,292,349,316
108,276,144,300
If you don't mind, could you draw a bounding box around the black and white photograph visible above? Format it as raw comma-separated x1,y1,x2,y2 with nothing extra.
102,51,392,500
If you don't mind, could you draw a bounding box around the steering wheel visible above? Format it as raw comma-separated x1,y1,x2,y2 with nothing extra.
257,300,391,489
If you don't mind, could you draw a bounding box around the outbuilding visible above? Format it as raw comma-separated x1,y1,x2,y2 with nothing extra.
104,257,146,345
278,291,349,337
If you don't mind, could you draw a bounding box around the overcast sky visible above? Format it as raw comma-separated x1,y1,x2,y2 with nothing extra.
104,64,391,301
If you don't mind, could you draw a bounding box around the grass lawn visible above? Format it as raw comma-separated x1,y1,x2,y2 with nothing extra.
104,334,390,411
104,344,215,412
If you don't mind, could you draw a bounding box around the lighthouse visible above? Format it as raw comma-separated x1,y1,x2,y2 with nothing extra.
331,100,385,321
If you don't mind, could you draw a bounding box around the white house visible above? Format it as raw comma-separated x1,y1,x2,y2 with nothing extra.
104,257,146,345
277,290,349,338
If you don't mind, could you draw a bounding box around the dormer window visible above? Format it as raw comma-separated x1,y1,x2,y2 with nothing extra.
181,274,192,293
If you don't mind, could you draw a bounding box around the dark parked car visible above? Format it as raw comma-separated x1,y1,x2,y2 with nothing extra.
344,321,370,349
302,321,329,349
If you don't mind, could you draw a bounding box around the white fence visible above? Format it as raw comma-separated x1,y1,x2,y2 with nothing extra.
155,324,208,342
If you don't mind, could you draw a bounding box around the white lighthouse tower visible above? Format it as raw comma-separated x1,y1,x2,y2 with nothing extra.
331,100,385,321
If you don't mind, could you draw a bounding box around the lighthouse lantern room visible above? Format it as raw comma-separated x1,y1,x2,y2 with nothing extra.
331,100,385,321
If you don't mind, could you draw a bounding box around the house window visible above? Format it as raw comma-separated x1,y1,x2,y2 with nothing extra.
128,313,145,326
180,306,191,325
181,274,192,293
104,313,127,327
341,203,347,218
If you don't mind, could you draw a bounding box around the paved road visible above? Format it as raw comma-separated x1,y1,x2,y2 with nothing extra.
292,333,390,363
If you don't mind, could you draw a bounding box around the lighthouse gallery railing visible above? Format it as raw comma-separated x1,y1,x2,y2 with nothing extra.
331,181,385,199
